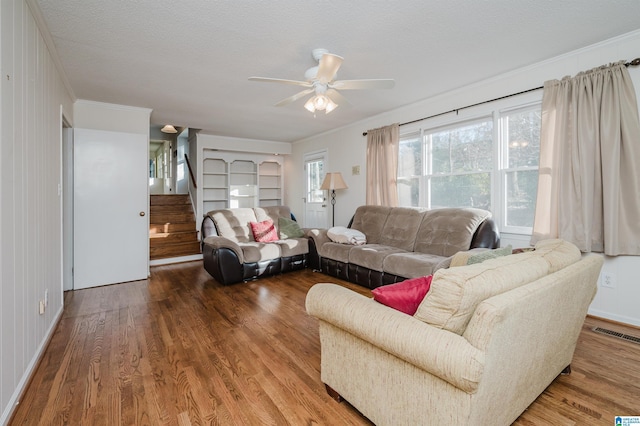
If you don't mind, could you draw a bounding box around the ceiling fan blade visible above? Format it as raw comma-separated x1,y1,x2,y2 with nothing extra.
331,79,395,90
274,88,314,107
249,77,312,87
326,89,350,106
316,53,344,84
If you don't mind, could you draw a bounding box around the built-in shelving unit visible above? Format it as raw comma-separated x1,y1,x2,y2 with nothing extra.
201,152,283,214
202,158,228,212
230,160,257,208
258,161,282,207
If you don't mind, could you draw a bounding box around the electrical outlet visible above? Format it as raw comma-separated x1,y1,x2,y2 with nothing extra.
39,300,45,315
601,272,616,288
352,165,360,176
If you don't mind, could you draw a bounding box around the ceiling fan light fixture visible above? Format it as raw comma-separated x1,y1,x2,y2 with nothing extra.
324,98,338,114
304,97,316,113
161,124,178,134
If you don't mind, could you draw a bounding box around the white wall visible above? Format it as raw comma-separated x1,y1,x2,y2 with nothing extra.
287,30,640,327
0,0,75,423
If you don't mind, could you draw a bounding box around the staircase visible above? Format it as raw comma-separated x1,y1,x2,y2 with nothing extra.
150,195,201,260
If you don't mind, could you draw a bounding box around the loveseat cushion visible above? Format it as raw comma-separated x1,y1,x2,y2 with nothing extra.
414,239,581,334
414,208,491,257
209,208,257,243
382,252,448,278
274,237,309,257
239,242,282,263
255,206,291,228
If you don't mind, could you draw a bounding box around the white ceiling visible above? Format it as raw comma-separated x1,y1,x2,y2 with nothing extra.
36,0,640,143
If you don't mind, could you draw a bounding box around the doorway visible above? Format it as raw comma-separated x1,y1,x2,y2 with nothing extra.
303,150,328,228
62,117,73,291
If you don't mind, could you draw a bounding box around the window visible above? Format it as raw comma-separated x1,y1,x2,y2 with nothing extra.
501,107,541,232
398,103,541,234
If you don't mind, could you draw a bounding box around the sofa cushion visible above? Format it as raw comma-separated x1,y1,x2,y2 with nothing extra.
239,242,282,263
348,244,407,272
349,205,392,244
414,208,491,257
382,252,447,278
274,237,309,257
250,219,279,242
209,208,257,243
378,207,426,251
319,242,353,263
414,239,580,334
278,216,304,239
372,275,433,315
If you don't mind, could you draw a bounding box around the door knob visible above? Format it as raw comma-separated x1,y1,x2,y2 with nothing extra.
139,211,145,216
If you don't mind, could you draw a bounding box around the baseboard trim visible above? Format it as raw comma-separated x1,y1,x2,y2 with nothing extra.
2,305,64,425
587,312,640,331
150,253,203,266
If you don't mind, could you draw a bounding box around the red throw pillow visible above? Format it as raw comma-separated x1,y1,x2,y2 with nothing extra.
372,275,433,315
250,219,279,242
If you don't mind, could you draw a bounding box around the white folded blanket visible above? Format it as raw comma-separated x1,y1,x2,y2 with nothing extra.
327,226,367,245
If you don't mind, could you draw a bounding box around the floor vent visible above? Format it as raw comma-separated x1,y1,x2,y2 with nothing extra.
592,327,640,345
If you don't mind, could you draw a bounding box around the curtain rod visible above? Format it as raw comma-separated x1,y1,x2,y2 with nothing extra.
362,57,640,137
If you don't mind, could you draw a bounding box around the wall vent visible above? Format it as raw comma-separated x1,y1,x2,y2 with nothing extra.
592,327,640,345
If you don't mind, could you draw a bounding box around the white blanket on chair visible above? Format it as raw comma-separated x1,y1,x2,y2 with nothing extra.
327,226,367,245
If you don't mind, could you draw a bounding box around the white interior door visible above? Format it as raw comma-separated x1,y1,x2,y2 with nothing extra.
304,151,328,228
74,128,149,289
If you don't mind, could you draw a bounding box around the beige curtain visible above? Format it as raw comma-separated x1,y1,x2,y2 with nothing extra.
366,123,400,206
531,61,640,255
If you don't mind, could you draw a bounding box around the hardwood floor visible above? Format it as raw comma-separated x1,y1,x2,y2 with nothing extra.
10,262,640,425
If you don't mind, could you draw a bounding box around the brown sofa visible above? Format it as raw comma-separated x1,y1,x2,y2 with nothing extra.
306,205,499,288
201,206,308,285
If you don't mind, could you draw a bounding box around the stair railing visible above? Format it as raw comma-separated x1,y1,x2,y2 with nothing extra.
184,154,197,189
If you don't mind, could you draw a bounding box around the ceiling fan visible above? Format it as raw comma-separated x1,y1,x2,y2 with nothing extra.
249,48,395,114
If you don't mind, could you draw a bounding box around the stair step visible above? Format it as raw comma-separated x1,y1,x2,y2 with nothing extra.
150,231,199,247
150,222,197,234
150,241,201,260
150,212,195,224
151,204,195,214
150,195,191,206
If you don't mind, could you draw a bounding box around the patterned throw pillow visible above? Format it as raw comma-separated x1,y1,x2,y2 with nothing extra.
278,217,304,239
250,219,279,242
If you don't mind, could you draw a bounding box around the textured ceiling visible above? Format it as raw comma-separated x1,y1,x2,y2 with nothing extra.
36,0,640,143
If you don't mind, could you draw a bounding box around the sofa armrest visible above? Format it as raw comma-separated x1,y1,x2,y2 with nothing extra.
203,235,245,264
306,283,484,393
305,228,331,247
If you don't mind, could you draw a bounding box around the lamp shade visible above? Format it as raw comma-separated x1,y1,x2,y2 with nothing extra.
161,124,178,134
320,172,348,190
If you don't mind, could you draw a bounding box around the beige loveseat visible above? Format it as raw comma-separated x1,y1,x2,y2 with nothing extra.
306,239,602,425
307,205,500,288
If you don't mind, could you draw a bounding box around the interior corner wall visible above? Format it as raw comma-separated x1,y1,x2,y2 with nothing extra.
0,0,75,423
287,30,640,327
